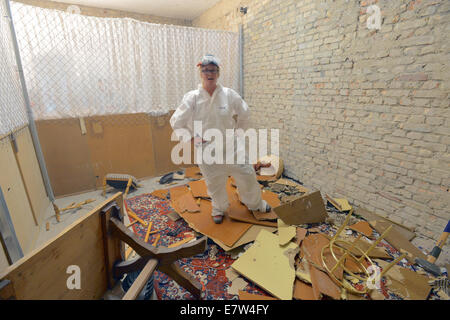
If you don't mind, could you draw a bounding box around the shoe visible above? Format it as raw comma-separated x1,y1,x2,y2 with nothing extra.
212,215,224,224
258,200,272,213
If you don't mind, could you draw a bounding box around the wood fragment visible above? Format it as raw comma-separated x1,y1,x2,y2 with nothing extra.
152,234,161,247
144,222,153,243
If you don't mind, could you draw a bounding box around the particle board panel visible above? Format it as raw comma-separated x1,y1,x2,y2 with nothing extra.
274,191,328,225
13,127,50,225
355,207,416,241
232,229,299,300
0,141,39,254
0,193,124,300
35,118,96,197
227,180,277,227
369,220,426,264
149,112,180,176
181,199,252,248
293,279,316,300
86,113,156,188
213,225,277,251
188,180,210,198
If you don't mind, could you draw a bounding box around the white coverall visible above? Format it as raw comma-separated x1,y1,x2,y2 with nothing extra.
170,83,264,216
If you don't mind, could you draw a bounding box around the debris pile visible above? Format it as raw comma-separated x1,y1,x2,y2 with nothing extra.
144,165,448,300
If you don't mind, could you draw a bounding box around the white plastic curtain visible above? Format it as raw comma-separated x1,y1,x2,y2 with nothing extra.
10,2,240,120
0,0,28,136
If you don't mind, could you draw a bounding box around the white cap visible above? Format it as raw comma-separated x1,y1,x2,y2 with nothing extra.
198,54,220,67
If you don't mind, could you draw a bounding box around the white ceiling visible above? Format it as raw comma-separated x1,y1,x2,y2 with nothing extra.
49,0,221,20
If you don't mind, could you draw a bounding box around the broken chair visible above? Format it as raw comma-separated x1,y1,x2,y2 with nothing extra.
0,192,207,300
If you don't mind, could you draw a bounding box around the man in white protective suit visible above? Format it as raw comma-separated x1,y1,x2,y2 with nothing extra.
170,54,271,224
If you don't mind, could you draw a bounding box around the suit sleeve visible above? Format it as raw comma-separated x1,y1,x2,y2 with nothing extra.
170,92,195,142
229,89,250,130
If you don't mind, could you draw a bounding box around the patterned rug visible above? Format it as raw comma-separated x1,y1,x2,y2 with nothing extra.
125,193,443,300
125,193,268,300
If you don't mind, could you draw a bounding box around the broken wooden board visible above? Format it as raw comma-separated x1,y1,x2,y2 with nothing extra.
184,166,202,179
326,195,352,212
293,279,316,300
355,207,416,241
376,260,432,300
188,179,210,199
295,228,308,246
213,225,277,252
296,259,312,284
278,219,297,246
274,178,309,193
150,189,169,200
301,234,345,280
232,229,299,300
348,221,374,238
238,290,278,300
310,264,342,300
227,182,277,227
369,220,426,264
274,191,328,225
173,192,200,214
180,199,252,248
328,234,393,260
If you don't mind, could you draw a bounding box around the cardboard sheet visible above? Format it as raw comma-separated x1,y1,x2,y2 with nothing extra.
232,230,299,300
274,191,328,225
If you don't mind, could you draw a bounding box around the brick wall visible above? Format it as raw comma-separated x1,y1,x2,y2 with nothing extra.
194,0,450,240
14,0,192,26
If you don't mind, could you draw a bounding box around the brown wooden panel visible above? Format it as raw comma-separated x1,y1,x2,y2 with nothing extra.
85,113,156,188
36,118,96,197
150,112,181,176
0,193,124,300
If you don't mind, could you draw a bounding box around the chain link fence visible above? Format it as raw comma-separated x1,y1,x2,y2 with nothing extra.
8,1,240,126
0,0,28,146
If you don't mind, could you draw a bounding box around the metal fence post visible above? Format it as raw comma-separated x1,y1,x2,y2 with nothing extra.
3,0,54,201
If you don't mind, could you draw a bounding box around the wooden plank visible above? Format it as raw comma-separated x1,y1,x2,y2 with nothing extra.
122,259,158,300
0,140,39,254
149,112,180,176
369,220,426,264
355,207,416,241
13,127,50,226
0,193,124,299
